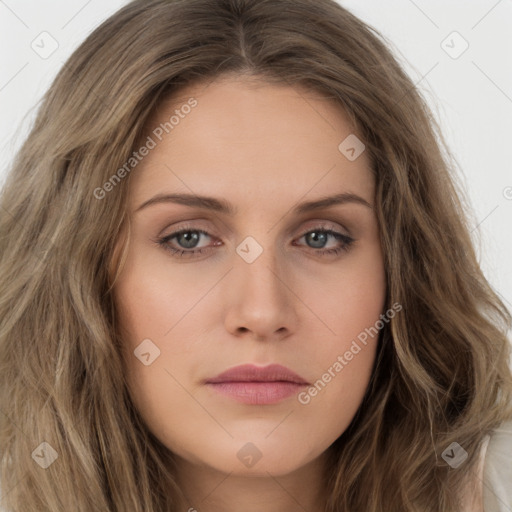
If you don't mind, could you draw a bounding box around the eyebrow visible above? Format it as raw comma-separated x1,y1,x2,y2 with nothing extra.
135,192,373,214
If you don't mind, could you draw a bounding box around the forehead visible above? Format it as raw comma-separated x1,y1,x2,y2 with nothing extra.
129,77,374,211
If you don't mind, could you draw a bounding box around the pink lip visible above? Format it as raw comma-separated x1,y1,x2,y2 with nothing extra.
205,364,309,405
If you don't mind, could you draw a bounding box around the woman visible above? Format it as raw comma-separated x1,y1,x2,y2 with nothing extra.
0,0,511,510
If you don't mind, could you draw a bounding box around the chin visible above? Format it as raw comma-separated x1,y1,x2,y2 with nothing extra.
173,434,323,478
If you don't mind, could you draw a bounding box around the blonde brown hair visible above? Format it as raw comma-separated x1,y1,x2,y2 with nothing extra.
1,0,511,510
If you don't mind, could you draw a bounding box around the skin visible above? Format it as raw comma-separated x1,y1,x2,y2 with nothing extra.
112,75,386,512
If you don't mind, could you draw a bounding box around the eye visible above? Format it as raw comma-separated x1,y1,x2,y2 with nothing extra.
154,223,354,258
293,227,354,256
155,226,217,258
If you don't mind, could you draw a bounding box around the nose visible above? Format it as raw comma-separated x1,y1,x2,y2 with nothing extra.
223,242,299,341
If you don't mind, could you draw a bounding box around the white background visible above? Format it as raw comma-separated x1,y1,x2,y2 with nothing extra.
1,0,511,318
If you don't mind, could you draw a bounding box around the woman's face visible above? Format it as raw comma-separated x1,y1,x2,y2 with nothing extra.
112,76,386,478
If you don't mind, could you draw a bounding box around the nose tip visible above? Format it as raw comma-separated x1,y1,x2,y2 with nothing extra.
224,247,298,341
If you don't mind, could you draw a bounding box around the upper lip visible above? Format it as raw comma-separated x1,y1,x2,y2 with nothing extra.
205,364,309,385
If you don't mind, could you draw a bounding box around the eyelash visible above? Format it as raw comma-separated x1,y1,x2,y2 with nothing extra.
155,224,355,259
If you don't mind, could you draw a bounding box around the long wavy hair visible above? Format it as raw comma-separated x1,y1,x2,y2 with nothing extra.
1,0,511,510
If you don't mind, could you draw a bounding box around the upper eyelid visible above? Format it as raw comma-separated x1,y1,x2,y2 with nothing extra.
161,218,351,236
163,222,347,237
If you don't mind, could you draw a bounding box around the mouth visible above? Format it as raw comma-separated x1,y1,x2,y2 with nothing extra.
204,363,310,405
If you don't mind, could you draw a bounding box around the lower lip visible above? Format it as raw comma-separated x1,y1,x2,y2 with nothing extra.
206,381,307,405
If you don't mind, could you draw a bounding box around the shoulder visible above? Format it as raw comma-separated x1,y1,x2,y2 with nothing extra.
482,419,512,512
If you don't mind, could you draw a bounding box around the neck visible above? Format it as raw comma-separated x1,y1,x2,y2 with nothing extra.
174,452,330,512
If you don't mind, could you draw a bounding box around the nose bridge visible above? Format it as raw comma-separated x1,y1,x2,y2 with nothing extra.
234,232,285,299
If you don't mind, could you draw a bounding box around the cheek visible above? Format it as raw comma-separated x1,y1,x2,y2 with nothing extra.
298,241,386,410
313,238,386,342
122,352,198,453
113,251,214,344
